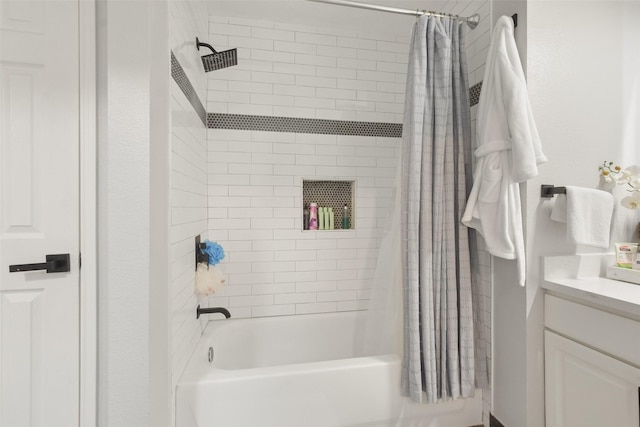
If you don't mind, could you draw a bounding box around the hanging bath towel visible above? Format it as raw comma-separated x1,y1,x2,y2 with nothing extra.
461,15,547,286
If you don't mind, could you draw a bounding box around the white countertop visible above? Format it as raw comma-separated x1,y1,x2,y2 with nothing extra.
542,254,640,318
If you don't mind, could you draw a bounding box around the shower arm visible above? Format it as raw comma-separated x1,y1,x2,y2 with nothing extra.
196,37,218,55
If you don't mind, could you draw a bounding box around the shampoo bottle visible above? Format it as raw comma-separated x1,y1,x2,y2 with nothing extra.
319,206,325,230
309,203,318,230
342,204,349,229
329,207,334,230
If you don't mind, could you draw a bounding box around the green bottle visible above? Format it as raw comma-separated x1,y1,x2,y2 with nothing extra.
342,204,349,229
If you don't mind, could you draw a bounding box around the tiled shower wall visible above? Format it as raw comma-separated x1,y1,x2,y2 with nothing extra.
205,17,406,318
169,1,208,425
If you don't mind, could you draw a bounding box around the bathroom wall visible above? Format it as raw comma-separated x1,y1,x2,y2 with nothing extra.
169,1,208,425
491,3,640,426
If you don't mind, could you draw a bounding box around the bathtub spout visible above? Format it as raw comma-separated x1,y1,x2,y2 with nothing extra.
196,305,231,319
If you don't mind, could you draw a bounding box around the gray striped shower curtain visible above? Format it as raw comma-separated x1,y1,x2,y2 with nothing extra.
400,15,485,403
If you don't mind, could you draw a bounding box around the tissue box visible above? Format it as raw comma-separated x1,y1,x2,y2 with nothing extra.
606,265,640,285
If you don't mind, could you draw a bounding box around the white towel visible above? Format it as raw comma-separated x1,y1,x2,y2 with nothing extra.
550,186,614,248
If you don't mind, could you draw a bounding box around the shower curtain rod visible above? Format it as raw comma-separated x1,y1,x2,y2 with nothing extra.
307,0,480,29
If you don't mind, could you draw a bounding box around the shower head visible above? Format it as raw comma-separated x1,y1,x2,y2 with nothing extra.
196,37,238,72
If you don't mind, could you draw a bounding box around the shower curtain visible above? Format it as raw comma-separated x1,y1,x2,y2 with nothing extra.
400,15,484,403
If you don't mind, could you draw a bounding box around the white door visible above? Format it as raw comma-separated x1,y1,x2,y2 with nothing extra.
0,1,80,426
545,330,640,427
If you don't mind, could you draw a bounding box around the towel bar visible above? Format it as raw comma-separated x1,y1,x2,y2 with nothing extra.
541,185,566,198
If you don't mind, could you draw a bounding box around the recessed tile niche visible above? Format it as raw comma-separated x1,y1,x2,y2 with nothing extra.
302,180,355,231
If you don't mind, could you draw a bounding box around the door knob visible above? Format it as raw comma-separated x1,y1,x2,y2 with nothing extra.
9,254,71,273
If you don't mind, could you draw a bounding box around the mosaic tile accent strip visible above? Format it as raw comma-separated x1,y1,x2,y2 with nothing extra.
303,180,354,230
470,81,482,107
171,51,207,125
207,113,403,138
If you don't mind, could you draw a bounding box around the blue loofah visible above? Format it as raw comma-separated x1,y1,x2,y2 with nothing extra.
203,240,225,266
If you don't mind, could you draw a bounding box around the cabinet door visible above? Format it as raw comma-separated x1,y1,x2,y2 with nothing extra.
545,331,640,427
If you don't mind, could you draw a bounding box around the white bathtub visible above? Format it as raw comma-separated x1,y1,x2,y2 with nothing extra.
176,311,482,427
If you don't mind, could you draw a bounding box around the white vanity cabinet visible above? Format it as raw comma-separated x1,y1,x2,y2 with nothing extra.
542,256,640,427
545,329,640,427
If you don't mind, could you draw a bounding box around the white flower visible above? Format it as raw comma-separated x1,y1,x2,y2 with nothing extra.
621,192,640,210
615,165,640,184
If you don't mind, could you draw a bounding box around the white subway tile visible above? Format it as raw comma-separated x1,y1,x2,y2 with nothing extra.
208,218,250,230
213,240,252,252
315,87,356,100
273,206,301,217
275,250,317,261
377,61,407,73
314,166,355,177
273,106,316,118
229,36,274,51
273,63,316,76
274,83,316,97
295,31,336,46
252,71,296,85
295,74,336,88
295,155,336,166
337,36,376,50
315,67,355,81
208,152,251,164
355,111,396,122
228,80,273,94
250,175,293,186
227,103,273,116
316,248,357,260
337,156,376,167
294,96,335,109
229,294,274,307
306,256,355,274
208,207,228,218
251,196,295,208
250,93,294,107
251,218,295,229
208,173,251,186
228,163,273,175
376,82,405,93
227,17,275,28
274,40,317,55
337,58,376,71
296,281,336,293
316,109,357,121
274,22,316,33
273,164,315,176
275,271,317,283
228,229,274,241
337,300,369,311
251,27,295,41
252,261,296,273
337,79,377,92
229,186,274,197
252,152,295,166
275,293,316,304
252,304,295,317
356,90,396,103
228,207,273,218
252,240,296,251
335,99,375,111
296,239,337,250
317,290,356,302
272,142,316,155
296,302,336,314
296,260,336,271
376,40,409,53
236,60,273,72
316,45,357,58
252,49,295,63
231,272,274,286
